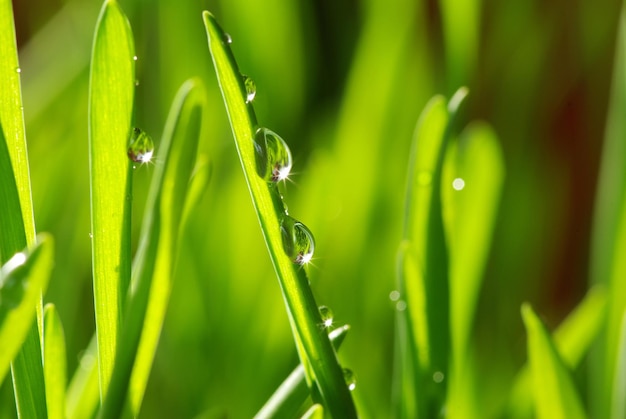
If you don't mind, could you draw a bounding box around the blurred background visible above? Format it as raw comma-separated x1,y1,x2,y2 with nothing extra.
1,0,623,417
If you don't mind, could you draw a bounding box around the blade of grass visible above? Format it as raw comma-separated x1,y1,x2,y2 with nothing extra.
88,0,135,398
43,303,67,419
203,11,357,418
99,79,207,418
612,309,626,419
521,303,587,419
255,325,350,419
0,235,54,414
0,1,47,416
301,404,323,419
66,337,99,419
442,122,504,417
506,286,606,418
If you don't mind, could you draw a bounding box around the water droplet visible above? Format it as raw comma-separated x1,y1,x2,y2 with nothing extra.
319,305,333,328
127,127,154,164
89,232,93,239
135,79,140,86
224,32,233,44
280,217,315,265
242,75,256,103
396,300,407,311
133,55,138,61
16,67,21,73
417,170,432,186
343,368,356,391
433,371,445,383
389,290,400,301
254,128,293,182
452,178,465,191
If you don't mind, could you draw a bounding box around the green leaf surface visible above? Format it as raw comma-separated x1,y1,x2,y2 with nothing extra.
88,0,135,397
203,11,356,418
99,79,207,418
612,309,626,419
0,235,53,408
43,303,67,419
66,337,99,419
300,404,323,419
521,303,587,419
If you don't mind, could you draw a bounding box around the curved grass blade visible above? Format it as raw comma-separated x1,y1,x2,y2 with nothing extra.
521,303,587,419
98,79,207,419
88,0,135,397
0,235,54,397
203,11,357,418
43,303,67,419
66,337,99,419
301,404,323,419
506,286,606,418
255,325,350,419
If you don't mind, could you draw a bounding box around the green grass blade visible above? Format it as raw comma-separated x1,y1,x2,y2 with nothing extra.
88,0,135,397
301,404,323,419
612,309,626,419
43,303,67,419
0,235,54,416
521,303,587,419
397,94,450,417
442,122,504,416
255,325,350,419
506,286,607,417
203,11,357,418
98,79,207,418
66,337,99,419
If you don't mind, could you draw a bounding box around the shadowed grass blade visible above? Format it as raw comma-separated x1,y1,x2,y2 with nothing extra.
43,303,67,419
203,11,357,418
88,0,135,397
521,303,586,419
99,79,207,418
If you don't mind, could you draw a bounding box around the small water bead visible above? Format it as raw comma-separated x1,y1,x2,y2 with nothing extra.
395,300,407,311
16,67,21,73
389,290,401,301
433,371,445,383
254,128,293,182
127,127,154,164
242,75,256,103
133,55,138,61
318,305,334,328
224,32,233,44
342,368,356,391
280,217,315,265
452,177,465,191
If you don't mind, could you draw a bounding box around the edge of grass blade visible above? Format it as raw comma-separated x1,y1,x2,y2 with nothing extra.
66,337,99,419
98,79,207,419
255,325,351,419
43,303,67,419
612,309,626,419
0,235,54,411
521,303,587,419
505,286,607,417
203,11,357,418
301,404,324,419
88,0,135,397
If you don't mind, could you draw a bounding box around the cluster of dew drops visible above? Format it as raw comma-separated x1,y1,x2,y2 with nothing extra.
225,31,356,392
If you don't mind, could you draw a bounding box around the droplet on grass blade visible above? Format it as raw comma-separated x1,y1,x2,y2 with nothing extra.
254,128,292,182
128,127,154,164
452,177,465,191
280,217,315,265
242,75,256,103
433,371,445,383
342,368,356,391
224,32,233,44
319,306,334,328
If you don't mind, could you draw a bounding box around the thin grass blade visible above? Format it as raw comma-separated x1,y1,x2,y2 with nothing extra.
521,303,587,419
612,309,626,419
301,404,323,419
66,337,99,419
203,11,356,418
43,303,67,419
88,0,135,397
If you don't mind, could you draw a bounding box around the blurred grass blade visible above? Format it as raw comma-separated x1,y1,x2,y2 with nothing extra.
396,94,450,417
203,11,357,418
442,122,504,416
88,0,135,397
256,325,350,419
301,404,323,419
506,286,606,417
521,303,587,419
0,235,53,397
43,303,67,419
98,79,206,418
66,337,99,419
612,309,626,419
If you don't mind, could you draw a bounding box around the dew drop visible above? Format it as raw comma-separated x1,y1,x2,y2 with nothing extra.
254,128,293,182
224,32,233,44
319,305,334,328
433,371,445,383
16,67,21,73
417,170,432,186
342,368,356,391
452,178,465,191
389,290,401,301
127,127,154,164
133,55,138,61
242,75,256,103
280,217,315,265
396,300,407,311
